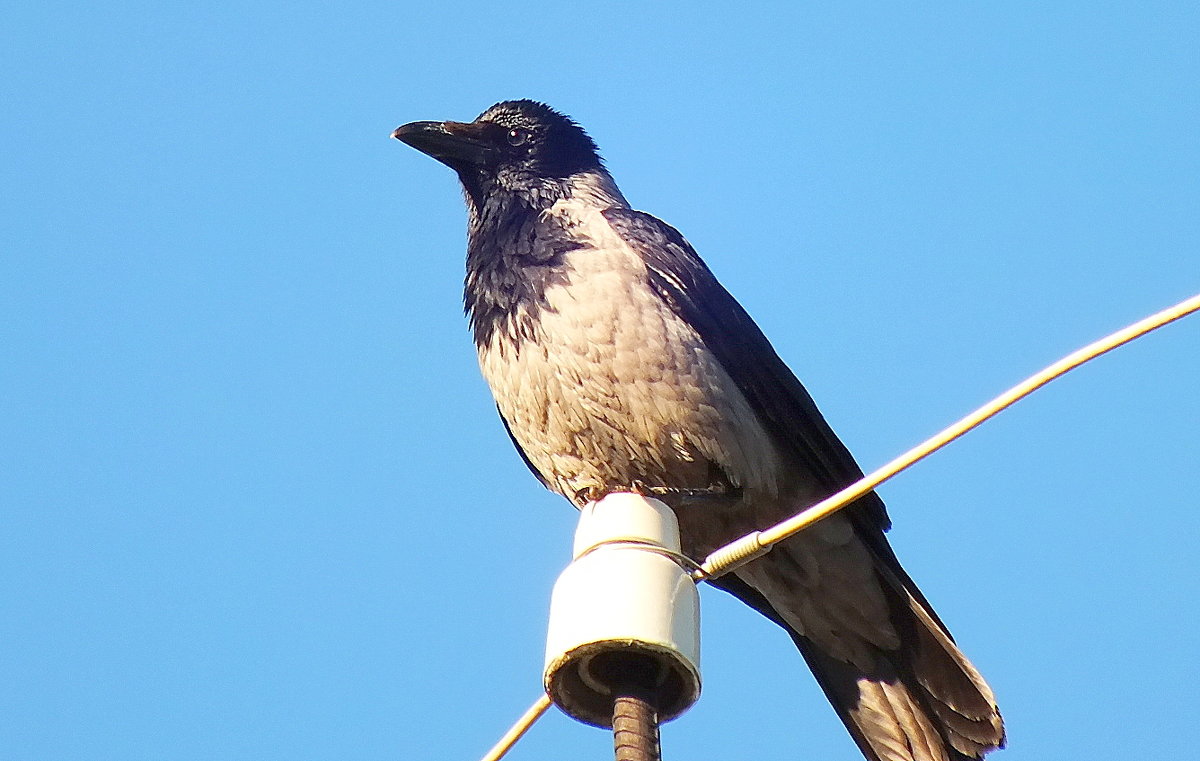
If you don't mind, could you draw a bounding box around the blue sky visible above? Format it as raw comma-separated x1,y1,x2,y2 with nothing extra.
3,3,1198,760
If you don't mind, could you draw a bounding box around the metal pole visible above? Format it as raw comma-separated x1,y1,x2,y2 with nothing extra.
612,688,661,761
591,652,662,761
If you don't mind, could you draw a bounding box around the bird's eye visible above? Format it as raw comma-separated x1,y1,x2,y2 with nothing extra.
506,128,530,147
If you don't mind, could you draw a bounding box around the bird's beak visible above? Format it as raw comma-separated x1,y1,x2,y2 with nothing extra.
391,120,494,169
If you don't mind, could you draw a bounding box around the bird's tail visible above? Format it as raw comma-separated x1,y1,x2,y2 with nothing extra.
710,533,1005,761
793,585,1004,761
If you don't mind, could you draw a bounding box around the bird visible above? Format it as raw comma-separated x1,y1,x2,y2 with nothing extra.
392,99,1005,761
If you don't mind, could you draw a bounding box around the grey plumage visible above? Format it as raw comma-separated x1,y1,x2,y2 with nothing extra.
393,100,1005,761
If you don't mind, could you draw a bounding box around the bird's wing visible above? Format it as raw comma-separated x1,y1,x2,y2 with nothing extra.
602,207,891,532
602,209,1003,760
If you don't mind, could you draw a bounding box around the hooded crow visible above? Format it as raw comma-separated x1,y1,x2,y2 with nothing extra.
393,99,1004,761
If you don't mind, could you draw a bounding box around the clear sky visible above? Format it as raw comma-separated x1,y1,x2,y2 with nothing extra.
3,3,1198,760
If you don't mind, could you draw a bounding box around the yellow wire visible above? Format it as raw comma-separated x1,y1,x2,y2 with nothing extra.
478,693,553,761
698,290,1200,578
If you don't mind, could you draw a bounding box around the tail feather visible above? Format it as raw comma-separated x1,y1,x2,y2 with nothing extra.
901,588,1004,757
791,618,998,761
708,546,1004,761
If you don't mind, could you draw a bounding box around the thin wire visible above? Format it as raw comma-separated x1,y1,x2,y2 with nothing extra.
697,290,1200,579
478,693,553,761
574,538,703,574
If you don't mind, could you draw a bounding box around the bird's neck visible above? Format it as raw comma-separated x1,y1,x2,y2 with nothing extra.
465,169,627,238
462,169,628,350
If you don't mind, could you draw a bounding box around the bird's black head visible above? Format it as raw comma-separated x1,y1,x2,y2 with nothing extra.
392,100,604,207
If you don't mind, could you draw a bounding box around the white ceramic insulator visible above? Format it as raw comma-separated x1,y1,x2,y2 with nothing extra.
543,493,701,728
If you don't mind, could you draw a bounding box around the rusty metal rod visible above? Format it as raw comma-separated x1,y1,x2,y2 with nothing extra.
612,685,660,761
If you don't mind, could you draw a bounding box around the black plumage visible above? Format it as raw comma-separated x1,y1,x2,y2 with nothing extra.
393,99,1004,761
